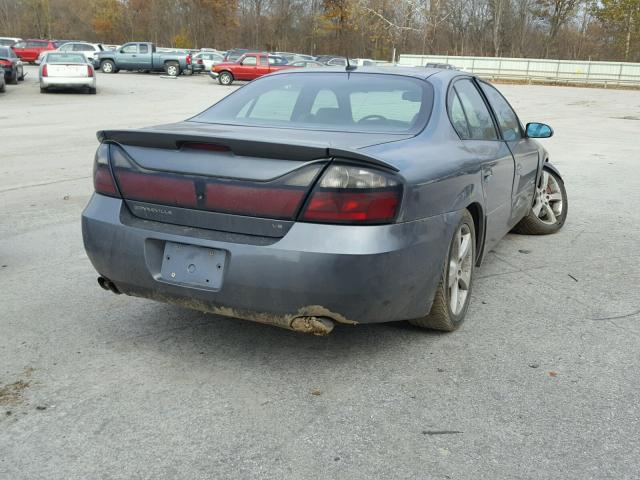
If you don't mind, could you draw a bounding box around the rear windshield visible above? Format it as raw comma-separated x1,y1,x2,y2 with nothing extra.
46,53,86,63
191,72,433,134
0,47,15,57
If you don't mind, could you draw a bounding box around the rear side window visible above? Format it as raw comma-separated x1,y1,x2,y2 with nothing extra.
139,44,149,54
27,41,46,48
480,82,522,141
451,79,498,140
13,41,26,48
448,91,470,139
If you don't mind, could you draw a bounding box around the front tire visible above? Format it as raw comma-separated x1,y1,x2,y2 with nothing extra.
410,209,476,332
218,71,233,85
101,60,116,74
512,167,567,235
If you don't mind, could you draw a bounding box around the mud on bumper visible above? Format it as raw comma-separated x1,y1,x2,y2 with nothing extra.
82,194,457,330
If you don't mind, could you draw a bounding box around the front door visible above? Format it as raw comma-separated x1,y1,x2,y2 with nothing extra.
235,54,258,80
479,81,540,225
449,78,516,249
117,43,139,69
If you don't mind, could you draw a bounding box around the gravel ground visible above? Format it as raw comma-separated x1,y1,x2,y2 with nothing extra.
1,66,639,480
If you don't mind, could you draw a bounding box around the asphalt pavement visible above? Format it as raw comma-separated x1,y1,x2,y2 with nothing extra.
1,66,639,479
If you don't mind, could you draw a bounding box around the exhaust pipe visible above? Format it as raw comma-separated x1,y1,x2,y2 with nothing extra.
97,276,121,295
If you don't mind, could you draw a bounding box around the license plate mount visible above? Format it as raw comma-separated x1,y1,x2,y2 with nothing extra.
160,242,226,289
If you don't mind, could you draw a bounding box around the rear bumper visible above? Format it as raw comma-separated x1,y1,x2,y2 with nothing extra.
41,76,96,88
82,194,457,326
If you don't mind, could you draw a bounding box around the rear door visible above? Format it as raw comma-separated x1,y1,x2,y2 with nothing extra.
479,81,540,225
136,43,152,69
449,78,515,249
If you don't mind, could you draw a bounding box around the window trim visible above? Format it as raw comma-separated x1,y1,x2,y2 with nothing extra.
446,76,501,142
477,79,525,141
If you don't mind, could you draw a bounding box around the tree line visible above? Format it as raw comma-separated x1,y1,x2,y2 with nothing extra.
1,0,638,62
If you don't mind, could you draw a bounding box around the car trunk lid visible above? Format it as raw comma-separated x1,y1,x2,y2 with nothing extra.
99,123,410,237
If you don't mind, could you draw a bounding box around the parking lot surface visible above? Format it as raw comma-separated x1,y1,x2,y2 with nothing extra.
1,66,639,479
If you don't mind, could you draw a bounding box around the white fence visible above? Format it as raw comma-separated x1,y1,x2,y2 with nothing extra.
398,54,640,87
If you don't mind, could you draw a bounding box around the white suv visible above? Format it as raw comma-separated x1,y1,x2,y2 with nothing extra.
37,42,104,65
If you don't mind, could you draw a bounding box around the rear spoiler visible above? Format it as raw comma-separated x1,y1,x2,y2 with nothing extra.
97,129,399,172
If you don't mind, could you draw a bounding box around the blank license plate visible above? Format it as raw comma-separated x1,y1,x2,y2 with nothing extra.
160,242,226,289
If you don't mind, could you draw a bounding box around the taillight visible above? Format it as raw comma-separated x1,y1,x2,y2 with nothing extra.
197,59,204,65
0,60,10,67
301,164,402,224
42,64,48,77
93,144,120,197
186,54,192,65
87,65,94,77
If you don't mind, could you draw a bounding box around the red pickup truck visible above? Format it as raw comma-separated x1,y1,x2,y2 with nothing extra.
210,53,295,85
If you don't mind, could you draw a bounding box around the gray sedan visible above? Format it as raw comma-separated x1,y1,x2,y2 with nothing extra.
82,67,567,335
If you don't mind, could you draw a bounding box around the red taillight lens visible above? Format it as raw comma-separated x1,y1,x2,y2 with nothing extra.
115,171,198,208
302,191,400,222
204,184,305,218
42,64,48,77
87,65,94,77
197,59,203,64
93,144,120,197
109,145,322,220
0,60,10,67
301,164,402,224
186,55,192,65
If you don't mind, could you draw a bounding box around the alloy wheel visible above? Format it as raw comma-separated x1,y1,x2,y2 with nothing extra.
448,224,473,315
532,170,563,225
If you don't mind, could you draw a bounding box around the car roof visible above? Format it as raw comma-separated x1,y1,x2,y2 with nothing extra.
268,65,466,81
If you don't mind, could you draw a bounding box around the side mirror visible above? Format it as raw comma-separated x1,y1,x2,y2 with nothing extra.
526,122,553,138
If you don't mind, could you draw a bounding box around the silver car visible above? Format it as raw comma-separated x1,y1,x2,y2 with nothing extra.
39,52,96,94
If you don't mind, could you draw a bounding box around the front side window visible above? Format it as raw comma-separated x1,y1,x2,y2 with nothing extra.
59,43,72,51
242,56,257,66
121,44,137,54
451,79,498,140
480,82,522,141
191,72,433,134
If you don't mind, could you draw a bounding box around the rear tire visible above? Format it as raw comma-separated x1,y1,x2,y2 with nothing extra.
165,62,179,77
88,87,97,94
101,60,116,74
18,67,24,81
40,86,47,93
218,71,233,85
0,83,5,93
512,167,567,235
409,209,476,332
8,71,18,85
